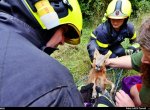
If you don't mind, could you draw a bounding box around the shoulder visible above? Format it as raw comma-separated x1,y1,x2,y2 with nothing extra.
93,21,110,42
95,21,110,33
127,22,134,28
126,22,135,32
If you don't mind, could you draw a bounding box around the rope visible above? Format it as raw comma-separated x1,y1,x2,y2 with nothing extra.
76,68,124,94
104,68,124,102
113,68,124,94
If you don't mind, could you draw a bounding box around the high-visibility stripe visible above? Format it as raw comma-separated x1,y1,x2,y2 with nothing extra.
97,104,109,107
91,33,97,39
91,33,109,48
96,40,109,48
97,93,114,107
131,32,136,40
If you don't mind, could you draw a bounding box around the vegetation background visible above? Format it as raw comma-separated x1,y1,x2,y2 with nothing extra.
52,0,150,84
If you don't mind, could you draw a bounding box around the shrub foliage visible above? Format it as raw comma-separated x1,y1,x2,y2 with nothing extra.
78,0,150,22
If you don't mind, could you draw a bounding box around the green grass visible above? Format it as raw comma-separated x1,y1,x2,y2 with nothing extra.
52,12,150,85
51,27,93,82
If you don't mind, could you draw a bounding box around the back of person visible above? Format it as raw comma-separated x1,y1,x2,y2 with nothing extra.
0,0,84,107
0,12,83,107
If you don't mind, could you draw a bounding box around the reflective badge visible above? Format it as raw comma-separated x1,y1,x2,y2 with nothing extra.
115,10,120,16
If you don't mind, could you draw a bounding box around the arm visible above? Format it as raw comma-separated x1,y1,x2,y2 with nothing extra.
87,38,100,61
87,25,111,61
105,55,133,69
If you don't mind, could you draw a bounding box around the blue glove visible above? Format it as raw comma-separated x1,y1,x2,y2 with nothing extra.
125,48,134,55
126,43,140,55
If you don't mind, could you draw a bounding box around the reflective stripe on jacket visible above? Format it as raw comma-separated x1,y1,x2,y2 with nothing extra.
87,20,136,60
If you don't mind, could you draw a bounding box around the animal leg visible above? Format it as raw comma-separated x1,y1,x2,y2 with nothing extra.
99,77,106,94
105,79,115,96
92,83,97,99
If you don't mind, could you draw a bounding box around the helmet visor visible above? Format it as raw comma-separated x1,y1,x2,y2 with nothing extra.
63,25,80,45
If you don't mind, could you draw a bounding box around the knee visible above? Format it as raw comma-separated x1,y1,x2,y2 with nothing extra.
130,85,138,97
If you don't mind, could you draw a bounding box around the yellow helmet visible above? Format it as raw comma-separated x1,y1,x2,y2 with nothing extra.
106,0,132,19
21,0,83,45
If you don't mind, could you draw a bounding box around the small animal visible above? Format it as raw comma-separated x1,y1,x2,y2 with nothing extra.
88,48,115,98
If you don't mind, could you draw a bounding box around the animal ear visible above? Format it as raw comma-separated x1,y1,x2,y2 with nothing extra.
104,51,111,59
94,48,100,57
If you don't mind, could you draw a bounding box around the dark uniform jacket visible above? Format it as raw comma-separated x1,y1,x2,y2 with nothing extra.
0,0,84,107
87,20,136,60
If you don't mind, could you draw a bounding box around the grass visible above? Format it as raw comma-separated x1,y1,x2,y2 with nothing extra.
51,27,93,82
51,12,150,85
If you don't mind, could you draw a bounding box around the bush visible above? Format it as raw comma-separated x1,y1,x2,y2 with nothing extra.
131,0,150,18
78,0,111,25
78,0,150,23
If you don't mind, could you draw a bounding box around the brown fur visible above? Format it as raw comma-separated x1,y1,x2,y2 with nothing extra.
88,49,115,98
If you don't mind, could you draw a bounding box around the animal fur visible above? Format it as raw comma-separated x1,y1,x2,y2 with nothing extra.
88,49,115,98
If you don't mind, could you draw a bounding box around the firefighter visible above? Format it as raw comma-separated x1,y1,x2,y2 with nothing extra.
0,0,83,107
87,0,139,61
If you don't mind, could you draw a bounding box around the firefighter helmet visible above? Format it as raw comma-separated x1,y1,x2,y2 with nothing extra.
21,0,83,45
106,0,132,19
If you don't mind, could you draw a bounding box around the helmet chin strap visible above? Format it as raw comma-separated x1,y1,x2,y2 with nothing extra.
42,46,59,55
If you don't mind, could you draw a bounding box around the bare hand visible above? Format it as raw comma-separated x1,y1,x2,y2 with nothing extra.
104,59,110,66
115,90,135,107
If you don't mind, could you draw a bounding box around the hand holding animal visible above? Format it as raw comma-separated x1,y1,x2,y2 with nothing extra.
88,49,115,98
